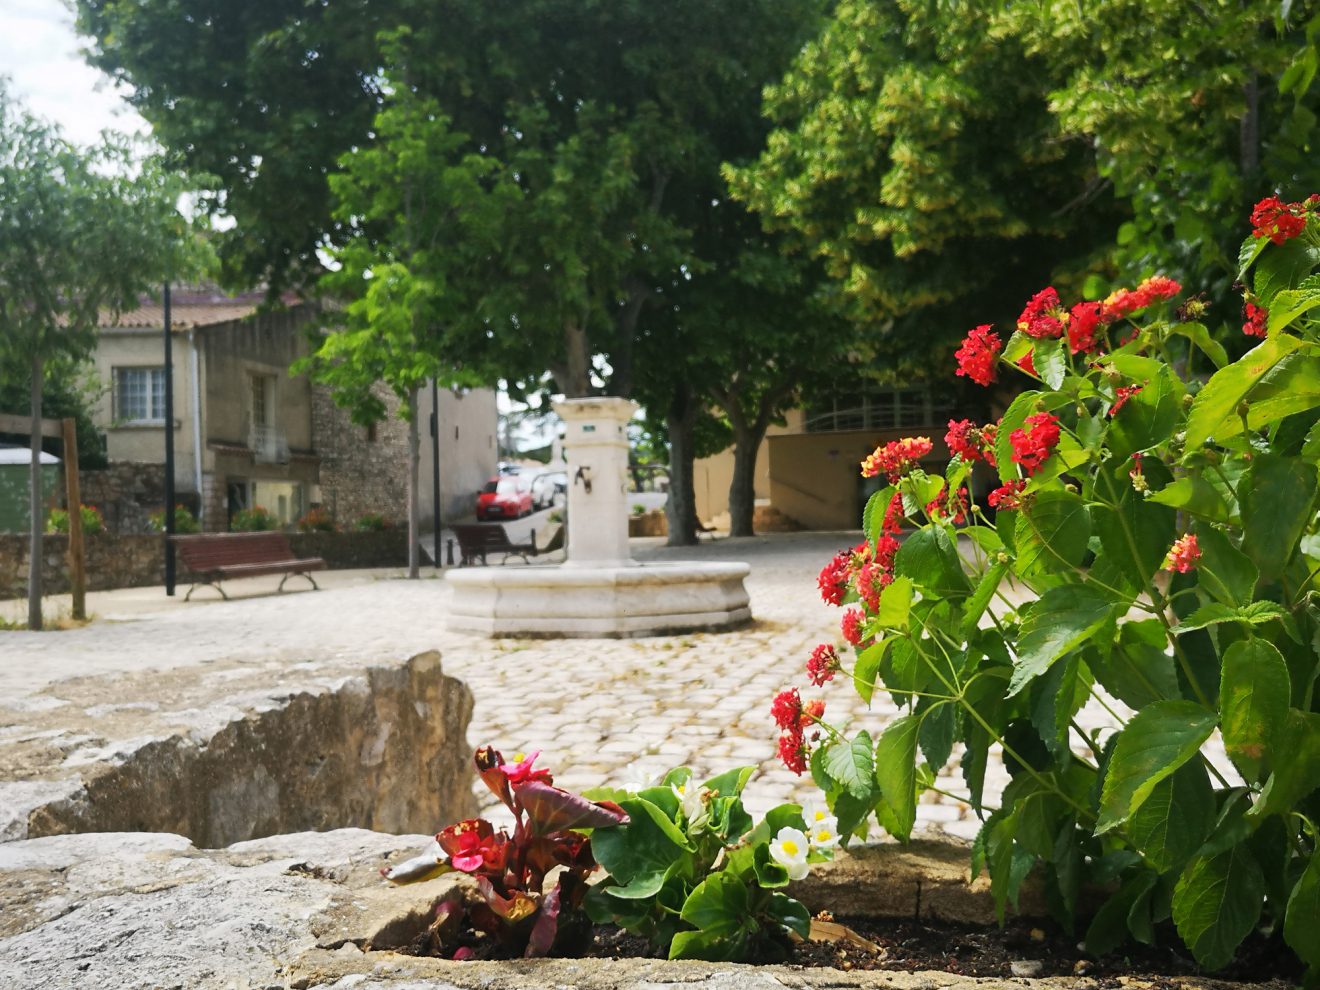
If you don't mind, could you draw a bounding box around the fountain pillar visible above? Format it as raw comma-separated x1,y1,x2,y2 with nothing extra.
556,397,636,568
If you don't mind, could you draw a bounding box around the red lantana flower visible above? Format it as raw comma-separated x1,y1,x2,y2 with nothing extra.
1111,383,1144,416
861,436,933,482
882,491,905,533
987,479,1028,511
925,486,969,525
1017,287,1067,339
945,419,997,466
1164,533,1201,573
875,533,900,573
806,643,840,685
1103,275,1182,320
771,688,803,730
1067,301,1108,355
801,699,826,725
955,325,1002,387
777,732,808,775
840,608,867,647
1009,412,1061,475
1243,301,1268,338
1251,195,1308,245
817,549,851,606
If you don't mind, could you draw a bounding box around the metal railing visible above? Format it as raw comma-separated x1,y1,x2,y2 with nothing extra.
247,423,290,464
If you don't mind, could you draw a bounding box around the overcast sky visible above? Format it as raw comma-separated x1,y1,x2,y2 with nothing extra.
0,0,149,146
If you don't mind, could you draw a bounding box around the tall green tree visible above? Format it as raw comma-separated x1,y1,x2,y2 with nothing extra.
0,86,190,628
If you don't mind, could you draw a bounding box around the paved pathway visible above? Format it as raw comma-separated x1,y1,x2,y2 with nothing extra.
1,532,1217,843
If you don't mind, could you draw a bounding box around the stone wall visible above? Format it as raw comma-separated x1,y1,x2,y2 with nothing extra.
0,530,412,599
77,462,179,535
0,534,162,598
313,382,411,530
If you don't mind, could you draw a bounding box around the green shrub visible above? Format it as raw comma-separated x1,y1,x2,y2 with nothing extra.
231,505,278,532
353,512,392,532
46,504,104,535
147,505,201,534
296,506,336,532
781,197,1320,977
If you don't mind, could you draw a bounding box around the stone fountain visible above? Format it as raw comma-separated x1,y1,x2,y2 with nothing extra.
445,397,751,637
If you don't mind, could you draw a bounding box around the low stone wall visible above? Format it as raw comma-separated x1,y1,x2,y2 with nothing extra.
0,533,162,598
0,529,411,599
79,461,178,535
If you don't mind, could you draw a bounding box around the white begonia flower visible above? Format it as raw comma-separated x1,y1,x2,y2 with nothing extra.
808,818,841,851
803,801,834,828
672,781,707,825
769,826,811,880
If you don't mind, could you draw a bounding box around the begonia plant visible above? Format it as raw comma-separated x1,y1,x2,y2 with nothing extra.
778,199,1320,980
384,746,628,958
583,766,835,961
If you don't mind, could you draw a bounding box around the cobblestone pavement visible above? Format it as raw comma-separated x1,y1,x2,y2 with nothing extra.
1,531,1228,843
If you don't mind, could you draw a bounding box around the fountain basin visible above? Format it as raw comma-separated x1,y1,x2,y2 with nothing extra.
445,561,752,638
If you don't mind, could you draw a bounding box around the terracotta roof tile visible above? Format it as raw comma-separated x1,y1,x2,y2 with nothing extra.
98,287,305,331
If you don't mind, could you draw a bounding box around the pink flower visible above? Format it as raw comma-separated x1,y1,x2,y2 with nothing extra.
498,751,553,786
1164,533,1201,573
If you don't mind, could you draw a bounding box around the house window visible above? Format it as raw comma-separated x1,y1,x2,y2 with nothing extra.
115,367,166,423
250,374,274,428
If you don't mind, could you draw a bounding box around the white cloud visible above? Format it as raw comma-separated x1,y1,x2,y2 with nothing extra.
0,0,150,147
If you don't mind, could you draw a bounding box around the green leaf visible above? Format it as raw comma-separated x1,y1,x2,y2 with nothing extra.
1033,337,1067,389
996,391,1041,483
1241,452,1317,582
852,638,889,706
1184,334,1305,449
961,559,1008,639
1096,619,1181,709
1097,700,1217,833
668,927,743,962
1193,526,1258,606
874,575,914,628
678,869,750,941
1084,872,1158,955
1237,233,1269,280
1169,322,1228,369
918,700,957,770
1148,477,1232,524
1030,656,1092,757
823,731,876,801
1254,238,1320,307
894,526,971,598
1252,708,1320,819
1172,846,1266,971
1284,852,1320,967
1126,762,1215,873
862,486,894,548
873,715,921,842
1267,274,1320,333
701,766,755,800
1010,584,1118,697
590,797,691,889
1093,472,1176,588
766,892,812,939
1015,491,1091,580
1175,602,1241,632
1109,366,1184,459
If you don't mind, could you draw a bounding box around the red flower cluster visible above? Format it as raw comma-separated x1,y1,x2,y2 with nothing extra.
1017,287,1068,339
987,479,1027,511
1111,383,1144,416
882,491,905,532
840,607,868,647
955,325,1001,386
806,643,840,685
1250,195,1312,245
861,436,933,482
945,419,997,467
1009,412,1061,475
1067,301,1109,355
1243,301,1268,338
772,688,823,775
1164,533,1201,573
1103,275,1182,320
817,547,853,606
925,486,969,525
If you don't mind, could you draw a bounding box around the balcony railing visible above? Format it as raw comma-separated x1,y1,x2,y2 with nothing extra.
248,423,290,464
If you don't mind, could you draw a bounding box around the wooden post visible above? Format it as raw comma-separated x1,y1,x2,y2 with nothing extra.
62,418,86,620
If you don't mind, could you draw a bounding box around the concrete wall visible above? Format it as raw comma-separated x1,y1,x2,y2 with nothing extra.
767,427,950,530
692,411,802,525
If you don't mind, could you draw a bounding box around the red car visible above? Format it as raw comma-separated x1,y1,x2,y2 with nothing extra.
476,476,533,520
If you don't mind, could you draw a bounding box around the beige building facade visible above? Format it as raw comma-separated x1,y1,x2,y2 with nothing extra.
91,289,497,532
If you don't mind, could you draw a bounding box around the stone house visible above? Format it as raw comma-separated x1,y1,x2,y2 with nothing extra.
90,287,497,532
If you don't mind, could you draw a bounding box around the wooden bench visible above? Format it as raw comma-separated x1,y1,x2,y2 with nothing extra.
450,522,538,567
171,532,327,600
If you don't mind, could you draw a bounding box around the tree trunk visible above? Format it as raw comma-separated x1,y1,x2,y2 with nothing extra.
727,419,767,538
1241,71,1260,184
27,352,43,631
406,388,421,580
561,320,592,397
664,388,699,547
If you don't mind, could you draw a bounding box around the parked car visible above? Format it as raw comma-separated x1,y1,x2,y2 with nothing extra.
530,471,567,510
476,475,533,520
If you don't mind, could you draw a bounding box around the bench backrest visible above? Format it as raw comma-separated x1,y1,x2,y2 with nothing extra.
451,523,516,550
172,532,297,571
